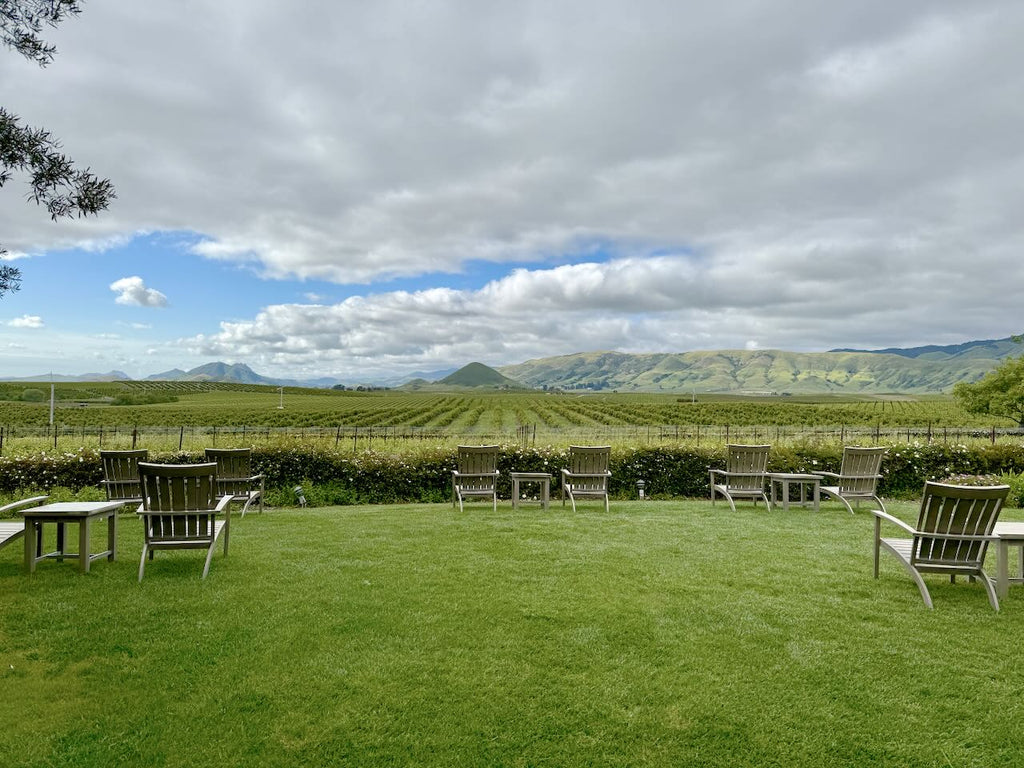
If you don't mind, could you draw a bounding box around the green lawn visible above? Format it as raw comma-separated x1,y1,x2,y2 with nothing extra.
2,499,1024,767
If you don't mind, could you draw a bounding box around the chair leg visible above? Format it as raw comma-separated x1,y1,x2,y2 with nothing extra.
202,544,217,579
138,543,149,582
873,517,881,579
979,572,1001,611
892,558,934,609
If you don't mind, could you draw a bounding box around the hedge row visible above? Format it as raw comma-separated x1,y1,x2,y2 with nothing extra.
2,442,1024,508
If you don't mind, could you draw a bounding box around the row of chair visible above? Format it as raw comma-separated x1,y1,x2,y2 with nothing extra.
452,445,612,513
709,444,887,513
100,448,265,580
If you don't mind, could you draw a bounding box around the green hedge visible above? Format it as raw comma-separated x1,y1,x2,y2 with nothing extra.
2,443,1024,508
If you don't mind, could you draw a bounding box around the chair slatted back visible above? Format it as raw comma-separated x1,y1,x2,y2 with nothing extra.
205,448,254,498
837,446,885,494
139,462,219,543
100,449,148,502
725,444,770,492
913,482,1009,571
567,446,611,492
455,446,499,492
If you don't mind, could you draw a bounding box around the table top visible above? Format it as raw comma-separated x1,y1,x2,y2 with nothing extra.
24,501,124,517
994,521,1024,539
510,472,553,479
768,473,822,481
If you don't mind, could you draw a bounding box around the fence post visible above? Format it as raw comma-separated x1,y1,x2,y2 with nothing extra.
179,426,184,450
992,426,996,445
132,426,138,449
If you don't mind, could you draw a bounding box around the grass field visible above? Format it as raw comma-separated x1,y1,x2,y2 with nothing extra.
3,499,1024,766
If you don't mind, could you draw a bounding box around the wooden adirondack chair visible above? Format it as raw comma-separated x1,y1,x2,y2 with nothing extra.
137,462,232,581
205,448,265,516
0,496,48,555
561,446,612,513
100,449,148,507
709,444,771,512
452,445,500,512
816,446,886,514
873,481,1010,610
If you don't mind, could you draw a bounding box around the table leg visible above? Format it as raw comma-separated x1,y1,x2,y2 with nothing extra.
79,517,91,573
512,478,520,509
781,481,790,512
770,481,778,508
812,482,820,513
56,522,65,562
541,480,549,511
998,539,1009,599
107,512,117,562
24,520,36,573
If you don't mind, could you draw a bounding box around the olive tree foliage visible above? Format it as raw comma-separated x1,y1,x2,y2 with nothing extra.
953,352,1024,428
0,0,115,298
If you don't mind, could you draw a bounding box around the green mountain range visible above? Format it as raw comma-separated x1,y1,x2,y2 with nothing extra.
496,337,1023,394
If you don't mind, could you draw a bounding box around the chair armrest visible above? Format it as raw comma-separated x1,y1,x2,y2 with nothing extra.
215,495,233,513
564,472,611,479
814,471,840,480
453,471,499,479
871,509,915,535
0,495,48,515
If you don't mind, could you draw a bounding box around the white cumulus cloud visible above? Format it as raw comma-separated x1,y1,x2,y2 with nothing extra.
110,277,168,308
8,315,44,328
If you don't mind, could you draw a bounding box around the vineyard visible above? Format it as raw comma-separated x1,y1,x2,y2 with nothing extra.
0,381,1017,454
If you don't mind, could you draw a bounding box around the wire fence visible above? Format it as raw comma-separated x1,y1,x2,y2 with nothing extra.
1,422,1021,455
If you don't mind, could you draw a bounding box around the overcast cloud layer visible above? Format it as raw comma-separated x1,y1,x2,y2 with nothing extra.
2,0,1022,379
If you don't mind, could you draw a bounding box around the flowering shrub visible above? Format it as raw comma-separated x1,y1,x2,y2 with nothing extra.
3,442,1024,508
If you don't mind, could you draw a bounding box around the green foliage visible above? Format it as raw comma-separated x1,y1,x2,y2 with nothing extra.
110,392,178,406
1,2,115,289
4,442,1024,507
954,354,1024,427
19,387,45,402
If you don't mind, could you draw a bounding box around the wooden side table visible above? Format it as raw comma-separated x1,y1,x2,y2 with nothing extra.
768,473,821,512
23,501,122,573
994,521,1024,599
510,472,552,511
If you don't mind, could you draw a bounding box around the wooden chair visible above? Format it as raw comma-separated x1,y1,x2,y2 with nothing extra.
204,448,264,517
873,481,1010,610
0,496,48,554
709,444,771,512
100,449,148,507
137,462,232,581
452,445,500,512
816,446,886,514
561,446,612,513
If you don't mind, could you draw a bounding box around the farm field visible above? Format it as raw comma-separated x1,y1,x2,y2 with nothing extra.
0,381,1014,453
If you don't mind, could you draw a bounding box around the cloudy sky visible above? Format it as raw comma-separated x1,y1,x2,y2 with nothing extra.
1,0,1021,382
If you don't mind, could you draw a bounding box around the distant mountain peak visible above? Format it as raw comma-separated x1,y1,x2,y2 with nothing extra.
439,362,524,388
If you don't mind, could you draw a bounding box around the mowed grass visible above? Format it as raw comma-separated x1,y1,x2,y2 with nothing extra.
3,499,1024,767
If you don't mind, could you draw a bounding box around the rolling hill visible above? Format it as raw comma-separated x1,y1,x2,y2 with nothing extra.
497,345,1018,394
